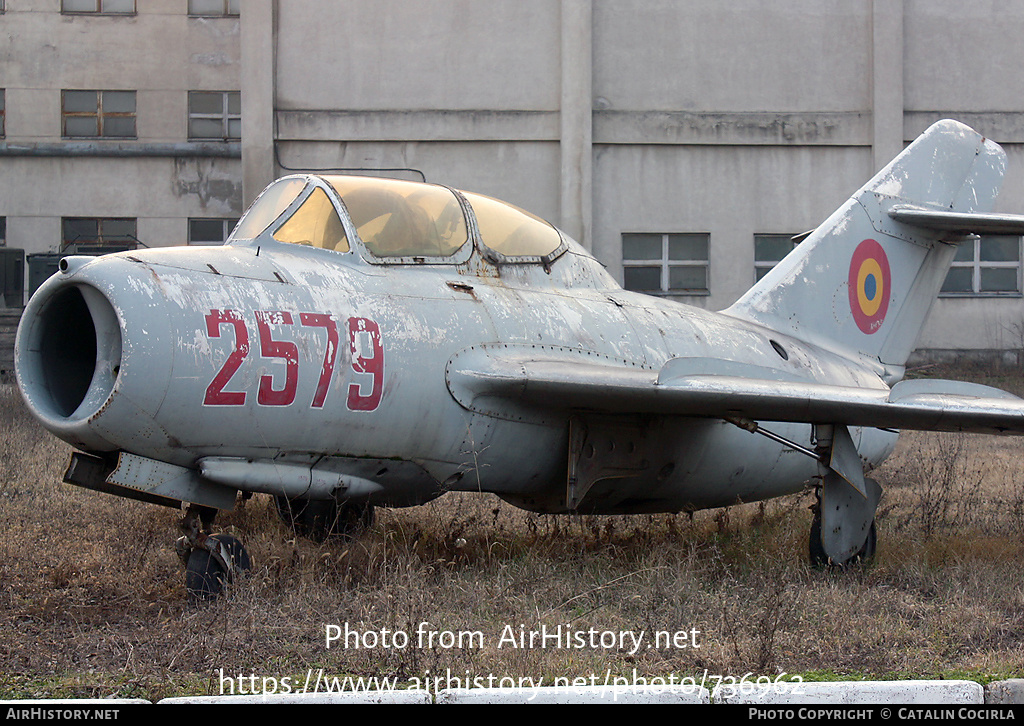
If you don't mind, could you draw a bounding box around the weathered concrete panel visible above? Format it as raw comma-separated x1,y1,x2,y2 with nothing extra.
906,112,1024,145
276,110,561,143
0,157,241,254
274,0,561,112
917,297,1024,352
593,0,872,113
593,111,871,146
0,9,238,107
592,144,873,310
905,0,1024,113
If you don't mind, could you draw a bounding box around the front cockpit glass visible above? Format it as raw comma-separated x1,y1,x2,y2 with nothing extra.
325,176,468,258
272,187,350,253
463,192,562,258
230,178,307,241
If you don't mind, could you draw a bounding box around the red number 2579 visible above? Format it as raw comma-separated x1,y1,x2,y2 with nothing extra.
203,309,384,412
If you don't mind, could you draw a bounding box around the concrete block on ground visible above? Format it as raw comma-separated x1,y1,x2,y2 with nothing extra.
985,680,1024,704
437,685,710,704
714,679,985,704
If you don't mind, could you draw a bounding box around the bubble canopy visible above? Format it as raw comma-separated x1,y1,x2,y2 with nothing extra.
230,175,565,264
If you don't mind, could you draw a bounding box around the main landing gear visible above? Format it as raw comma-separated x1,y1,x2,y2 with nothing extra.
176,505,251,602
809,486,877,568
725,420,883,568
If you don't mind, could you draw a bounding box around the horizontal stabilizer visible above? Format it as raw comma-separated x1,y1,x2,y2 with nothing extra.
447,347,1024,435
889,205,1024,236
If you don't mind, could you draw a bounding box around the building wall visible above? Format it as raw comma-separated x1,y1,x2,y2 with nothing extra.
902,0,1024,352
260,0,567,221
0,0,243,263
256,0,1024,356
2,0,1021,358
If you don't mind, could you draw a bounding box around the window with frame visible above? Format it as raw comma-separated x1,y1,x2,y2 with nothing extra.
62,0,135,14
62,90,136,138
622,233,709,295
754,234,800,282
189,218,240,245
188,0,239,16
940,236,1022,296
62,218,137,251
189,91,241,140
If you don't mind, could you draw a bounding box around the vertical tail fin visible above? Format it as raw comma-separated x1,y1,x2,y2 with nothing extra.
725,120,1011,371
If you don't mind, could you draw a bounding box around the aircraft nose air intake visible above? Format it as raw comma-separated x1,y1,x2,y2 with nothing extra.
16,277,124,450
19,283,121,420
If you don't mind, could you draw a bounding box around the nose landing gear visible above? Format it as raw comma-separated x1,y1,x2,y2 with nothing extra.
176,505,251,602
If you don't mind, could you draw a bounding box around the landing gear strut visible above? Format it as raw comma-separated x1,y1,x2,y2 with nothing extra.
725,419,883,567
176,505,251,602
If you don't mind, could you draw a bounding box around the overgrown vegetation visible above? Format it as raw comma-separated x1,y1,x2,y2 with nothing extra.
2,366,1023,699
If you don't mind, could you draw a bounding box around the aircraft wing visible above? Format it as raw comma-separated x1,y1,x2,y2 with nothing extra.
447,347,1024,435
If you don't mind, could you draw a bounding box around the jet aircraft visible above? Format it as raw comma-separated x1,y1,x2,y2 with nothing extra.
15,120,1024,598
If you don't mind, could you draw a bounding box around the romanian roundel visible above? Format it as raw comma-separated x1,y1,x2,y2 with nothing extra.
848,238,890,335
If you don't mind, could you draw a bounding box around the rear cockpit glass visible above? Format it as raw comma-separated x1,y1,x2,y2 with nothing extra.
326,176,468,258
230,178,306,241
272,187,350,252
464,192,562,259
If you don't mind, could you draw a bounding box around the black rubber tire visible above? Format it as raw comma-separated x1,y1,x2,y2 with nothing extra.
185,533,251,602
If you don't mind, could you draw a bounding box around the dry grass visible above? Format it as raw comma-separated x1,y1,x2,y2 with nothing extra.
2,365,1024,699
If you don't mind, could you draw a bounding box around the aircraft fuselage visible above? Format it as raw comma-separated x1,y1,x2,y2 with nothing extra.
19,238,896,515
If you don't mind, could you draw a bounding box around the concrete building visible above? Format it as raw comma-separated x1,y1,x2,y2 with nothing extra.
0,0,243,265
2,0,1023,362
